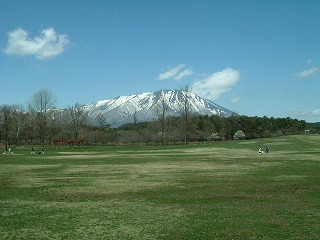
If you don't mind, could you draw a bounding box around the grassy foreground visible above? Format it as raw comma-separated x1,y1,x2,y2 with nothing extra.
1,135,319,239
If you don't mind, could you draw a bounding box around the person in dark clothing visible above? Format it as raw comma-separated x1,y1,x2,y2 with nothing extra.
265,145,270,153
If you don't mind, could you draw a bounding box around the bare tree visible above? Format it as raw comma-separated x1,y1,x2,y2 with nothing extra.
0,105,14,151
95,112,107,128
133,109,138,125
154,91,168,145
94,112,119,144
28,89,56,146
11,105,27,146
50,108,70,139
180,86,193,144
67,103,88,139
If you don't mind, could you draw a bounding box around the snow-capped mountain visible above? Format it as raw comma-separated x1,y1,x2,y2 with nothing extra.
84,90,236,127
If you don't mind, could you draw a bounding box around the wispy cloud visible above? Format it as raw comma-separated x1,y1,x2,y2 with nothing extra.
296,66,319,79
291,108,320,117
4,28,70,59
175,68,193,80
157,64,193,80
192,68,240,100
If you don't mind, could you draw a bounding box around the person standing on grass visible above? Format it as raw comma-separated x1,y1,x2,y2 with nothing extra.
265,145,270,153
259,148,262,154
31,147,35,154
41,147,44,154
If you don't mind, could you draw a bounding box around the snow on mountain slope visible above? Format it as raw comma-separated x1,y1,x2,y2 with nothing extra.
84,90,236,127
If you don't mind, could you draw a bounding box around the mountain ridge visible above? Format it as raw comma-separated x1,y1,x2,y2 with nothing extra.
84,90,237,127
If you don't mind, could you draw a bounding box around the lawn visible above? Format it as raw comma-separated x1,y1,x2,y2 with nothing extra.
1,135,319,239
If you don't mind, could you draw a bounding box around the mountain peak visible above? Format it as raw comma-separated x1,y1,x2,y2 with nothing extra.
84,90,236,127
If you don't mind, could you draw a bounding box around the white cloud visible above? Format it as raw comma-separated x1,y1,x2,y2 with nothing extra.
296,66,319,79
157,64,193,80
174,68,193,80
4,28,70,59
192,68,240,100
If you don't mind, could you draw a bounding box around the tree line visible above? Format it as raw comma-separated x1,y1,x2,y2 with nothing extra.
0,89,316,149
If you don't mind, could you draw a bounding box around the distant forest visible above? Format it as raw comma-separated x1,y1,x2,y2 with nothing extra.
1,105,319,148
1,89,319,148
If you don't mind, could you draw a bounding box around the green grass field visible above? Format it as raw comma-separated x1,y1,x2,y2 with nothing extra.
1,135,319,239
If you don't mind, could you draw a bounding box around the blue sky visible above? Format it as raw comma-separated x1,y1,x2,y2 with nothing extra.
1,0,320,122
